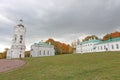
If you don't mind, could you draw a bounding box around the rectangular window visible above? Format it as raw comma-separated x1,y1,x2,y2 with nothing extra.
116,44,119,49
39,51,41,55
104,46,106,50
48,51,49,55
111,45,114,49
44,50,45,55
98,46,99,50
101,46,102,50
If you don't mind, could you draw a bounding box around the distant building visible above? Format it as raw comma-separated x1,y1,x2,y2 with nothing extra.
76,37,120,53
30,41,55,57
7,20,26,59
95,37,120,52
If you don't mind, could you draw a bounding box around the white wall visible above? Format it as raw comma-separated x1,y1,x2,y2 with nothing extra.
76,40,120,53
30,45,55,57
94,41,120,52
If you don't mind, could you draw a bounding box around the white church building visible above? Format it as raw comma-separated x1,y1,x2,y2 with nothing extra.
76,37,120,53
30,41,55,57
7,20,26,59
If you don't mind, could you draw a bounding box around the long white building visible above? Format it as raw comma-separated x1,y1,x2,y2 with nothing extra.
30,41,55,57
7,20,26,59
76,37,120,53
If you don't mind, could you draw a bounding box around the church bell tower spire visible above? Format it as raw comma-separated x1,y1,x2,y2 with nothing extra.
7,19,26,59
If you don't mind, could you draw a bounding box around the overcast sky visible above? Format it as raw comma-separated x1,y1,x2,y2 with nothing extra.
0,0,120,52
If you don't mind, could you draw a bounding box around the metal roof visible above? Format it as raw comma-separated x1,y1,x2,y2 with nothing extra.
78,37,120,45
81,40,102,44
95,37,120,45
34,42,53,47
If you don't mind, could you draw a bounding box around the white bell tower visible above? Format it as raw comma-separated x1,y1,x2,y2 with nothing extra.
7,19,26,59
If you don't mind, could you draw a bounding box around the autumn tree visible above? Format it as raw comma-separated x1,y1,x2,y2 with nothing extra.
46,38,73,54
111,31,120,38
66,44,73,54
103,31,120,40
46,39,61,54
2,48,9,59
25,51,30,57
0,53,3,59
82,35,99,42
103,34,111,40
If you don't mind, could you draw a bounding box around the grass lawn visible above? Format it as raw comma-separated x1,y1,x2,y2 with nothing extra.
0,52,120,80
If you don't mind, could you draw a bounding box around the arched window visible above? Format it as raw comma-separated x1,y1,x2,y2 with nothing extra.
20,40,22,43
20,35,23,40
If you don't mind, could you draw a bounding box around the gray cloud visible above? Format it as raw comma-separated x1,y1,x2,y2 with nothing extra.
0,0,120,51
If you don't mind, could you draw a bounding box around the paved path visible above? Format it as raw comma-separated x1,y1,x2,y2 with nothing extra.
0,59,26,73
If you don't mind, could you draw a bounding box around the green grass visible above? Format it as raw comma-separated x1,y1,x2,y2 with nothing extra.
0,52,120,80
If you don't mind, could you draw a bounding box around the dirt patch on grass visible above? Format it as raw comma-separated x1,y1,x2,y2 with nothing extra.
0,59,26,73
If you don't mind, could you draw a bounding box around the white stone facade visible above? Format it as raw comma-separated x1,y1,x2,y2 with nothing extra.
30,42,55,57
76,37,120,53
95,38,120,52
7,20,26,59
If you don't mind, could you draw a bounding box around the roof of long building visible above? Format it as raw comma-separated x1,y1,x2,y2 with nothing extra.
95,37,120,45
79,37,120,45
81,40,102,44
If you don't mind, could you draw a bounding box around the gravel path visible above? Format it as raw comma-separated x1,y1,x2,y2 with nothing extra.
0,59,26,73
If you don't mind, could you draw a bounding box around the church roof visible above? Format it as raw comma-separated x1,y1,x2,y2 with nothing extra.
34,42,53,47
